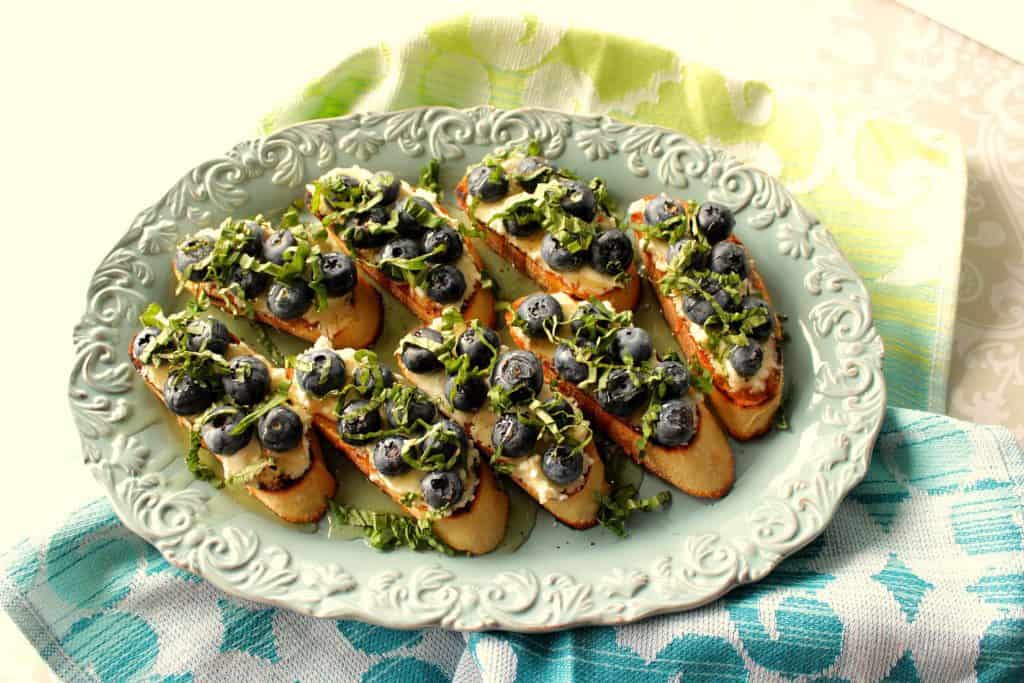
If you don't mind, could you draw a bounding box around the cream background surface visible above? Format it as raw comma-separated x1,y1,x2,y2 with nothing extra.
1,0,1020,678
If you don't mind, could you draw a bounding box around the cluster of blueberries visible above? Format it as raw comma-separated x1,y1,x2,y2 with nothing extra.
292,346,466,511
642,196,774,379
132,318,305,470
465,156,634,278
400,323,587,488
514,294,699,449
316,172,469,304
175,219,358,321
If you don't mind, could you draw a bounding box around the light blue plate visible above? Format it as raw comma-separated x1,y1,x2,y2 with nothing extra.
69,106,885,631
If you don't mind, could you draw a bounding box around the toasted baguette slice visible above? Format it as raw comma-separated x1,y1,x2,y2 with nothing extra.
181,272,383,350
505,297,734,499
308,167,497,328
313,415,508,555
395,317,611,529
296,343,508,555
454,160,642,312
629,198,783,440
129,333,336,523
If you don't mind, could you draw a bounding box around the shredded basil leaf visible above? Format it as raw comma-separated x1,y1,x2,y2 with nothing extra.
185,430,224,487
328,501,454,554
596,485,672,538
418,158,443,198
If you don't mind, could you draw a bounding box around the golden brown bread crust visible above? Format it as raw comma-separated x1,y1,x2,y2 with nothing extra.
312,415,509,554
455,176,642,312
178,268,383,349
637,241,783,440
349,239,497,328
129,335,336,523
504,306,734,499
395,362,610,529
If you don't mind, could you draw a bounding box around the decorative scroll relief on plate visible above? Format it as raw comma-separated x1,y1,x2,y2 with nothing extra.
69,107,884,630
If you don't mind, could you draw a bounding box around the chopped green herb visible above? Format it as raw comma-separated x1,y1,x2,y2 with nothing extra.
418,158,443,199
328,501,454,554
596,485,672,538
185,430,223,487
224,456,273,487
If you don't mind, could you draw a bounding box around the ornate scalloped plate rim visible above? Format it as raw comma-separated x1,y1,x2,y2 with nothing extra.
69,105,886,631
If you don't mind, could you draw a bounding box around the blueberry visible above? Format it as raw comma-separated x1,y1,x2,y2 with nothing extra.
656,360,690,399
379,237,423,281
372,436,410,476
696,203,734,244
425,265,466,303
352,366,394,396
558,180,597,222
515,156,557,192
262,230,297,265
700,277,739,312
491,413,540,458
553,344,588,384
741,296,773,341
338,399,382,443
163,372,217,416
319,252,357,297
201,408,254,455
422,419,469,463
710,241,747,279
370,171,400,205
422,226,464,264
644,195,685,225
266,280,314,320
590,229,634,275
542,398,576,429
420,470,463,509
400,328,444,373
541,444,584,485
445,374,488,412
384,393,436,431
729,342,764,378
611,327,653,364
235,220,263,256
467,165,508,201
540,233,585,272
223,355,271,407
258,405,304,452
175,235,213,281
666,238,707,271
502,206,542,237
186,317,231,355
490,350,543,404
457,326,500,370
227,265,271,299
131,326,160,362
652,397,698,447
294,349,345,397
345,207,393,249
596,368,649,417
683,295,714,326
397,196,436,236
568,301,600,337
516,293,563,338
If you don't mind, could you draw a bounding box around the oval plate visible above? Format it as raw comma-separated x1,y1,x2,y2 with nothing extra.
69,106,885,631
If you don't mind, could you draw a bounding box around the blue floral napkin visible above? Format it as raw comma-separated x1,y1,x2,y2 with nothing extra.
4,407,1023,681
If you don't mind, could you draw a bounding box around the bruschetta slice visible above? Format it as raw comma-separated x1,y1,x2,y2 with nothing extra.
307,167,497,328
394,309,611,529
129,303,336,523
173,215,382,349
505,293,734,499
292,338,509,555
629,195,784,440
454,145,641,312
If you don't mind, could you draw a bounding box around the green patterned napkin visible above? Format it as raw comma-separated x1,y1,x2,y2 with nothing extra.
263,14,966,413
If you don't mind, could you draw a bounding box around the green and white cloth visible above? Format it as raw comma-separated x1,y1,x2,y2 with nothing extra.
5,15,1020,683
264,15,967,414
